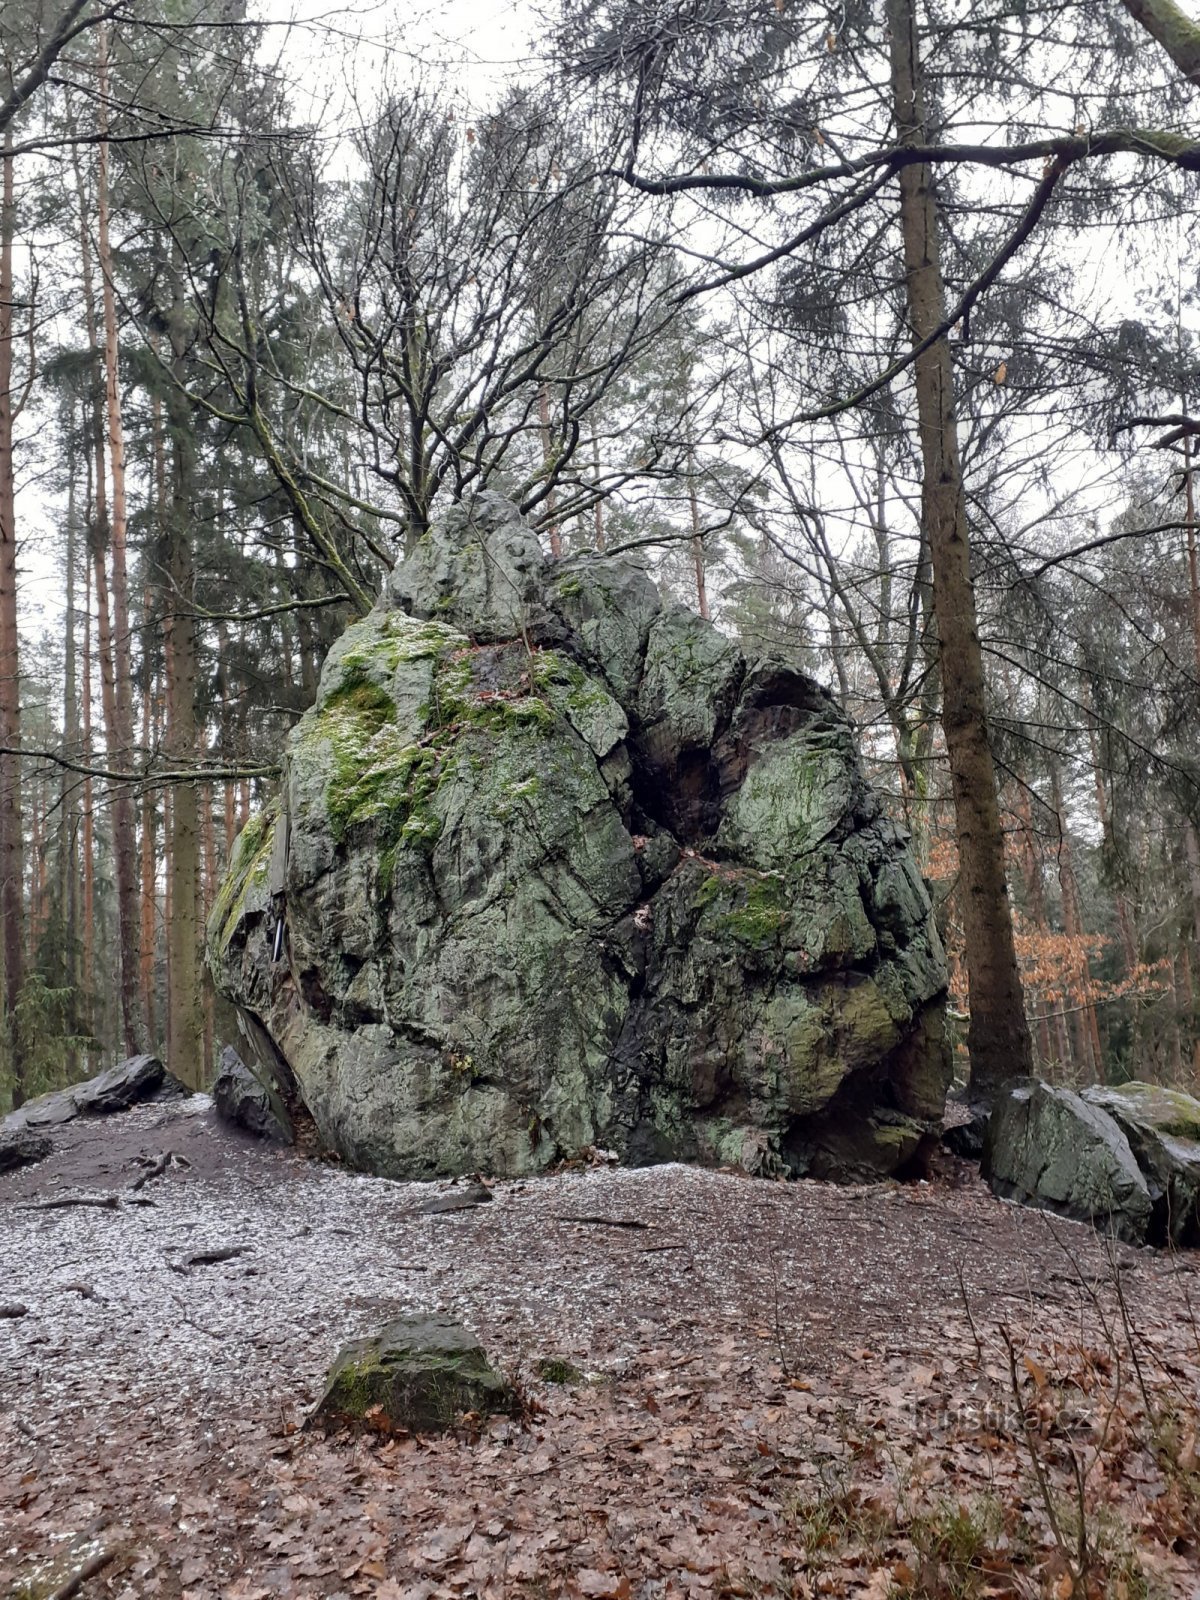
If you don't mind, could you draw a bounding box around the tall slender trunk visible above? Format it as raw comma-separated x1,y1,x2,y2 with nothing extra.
201,782,215,1075
538,385,562,558
139,655,156,1044
1013,785,1059,1074
73,135,138,1053
888,0,1032,1097
82,531,95,1015
0,128,25,1101
61,453,81,1078
1048,762,1102,1080
164,269,204,1088
62,448,80,970
1182,430,1200,681
591,433,605,551
29,766,43,953
687,445,710,620
95,27,142,1052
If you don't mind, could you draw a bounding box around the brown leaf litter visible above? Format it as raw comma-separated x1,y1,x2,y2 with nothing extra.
2,1099,1199,1598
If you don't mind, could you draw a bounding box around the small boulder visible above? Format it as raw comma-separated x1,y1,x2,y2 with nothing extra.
2,1055,168,1137
211,1046,291,1142
311,1315,516,1433
1082,1082,1200,1247
982,1080,1152,1244
0,1130,52,1175
73,1054,165,1114
942,1104,990,1160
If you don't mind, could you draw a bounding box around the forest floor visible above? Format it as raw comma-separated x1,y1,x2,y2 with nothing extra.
3,1100,1200,1600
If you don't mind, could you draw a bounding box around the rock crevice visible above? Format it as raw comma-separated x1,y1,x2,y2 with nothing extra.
210,494,950,1181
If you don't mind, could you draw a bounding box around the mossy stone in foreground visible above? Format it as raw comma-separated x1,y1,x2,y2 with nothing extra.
313,1315,516,1433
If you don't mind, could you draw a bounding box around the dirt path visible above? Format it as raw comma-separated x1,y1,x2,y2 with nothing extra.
3,1102,1199,1598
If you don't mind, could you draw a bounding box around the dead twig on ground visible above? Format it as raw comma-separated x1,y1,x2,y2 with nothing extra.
173,1244,251,1271
956,1262,984,1363
552,1215,650,1229
1000,1323,1070,1558
19,1192,120,1212
44,1539,118,1600
769,1252,792,1381
129,1150,175,1192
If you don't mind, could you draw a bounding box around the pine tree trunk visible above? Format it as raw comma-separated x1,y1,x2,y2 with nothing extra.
887,0,1032,1099
164,271,205,1089
201,782,215,1075
61,453,81,1078
95,26,142,1053
592,434,605,551
73,136,140,1054
82,537,95,1020
140,669,157,1044
1048,762,1102,1080
687,447,710,620
0,128,25,1101
1013,785,1055,1073
538,385,562,558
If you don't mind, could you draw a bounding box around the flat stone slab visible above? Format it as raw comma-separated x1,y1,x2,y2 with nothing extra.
3,1055,169,1136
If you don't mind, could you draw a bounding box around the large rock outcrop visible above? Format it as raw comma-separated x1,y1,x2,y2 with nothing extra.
209,494,950,1182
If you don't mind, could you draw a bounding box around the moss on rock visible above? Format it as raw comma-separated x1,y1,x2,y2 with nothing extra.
312,1315,517,1433
210,497,951,1186
207,805,277,955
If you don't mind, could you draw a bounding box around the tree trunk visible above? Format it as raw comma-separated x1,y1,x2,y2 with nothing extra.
592,433,605,551
201,781,215,1075
888,0,1033,1099
140,661,157,1045
95,25,143,1053
538,385,562,558
60,450,81,1078
164,271,205,1089
1048,761,1102,1080
82,531,95,1022
1013,784,1056,1073
0,128,25,1101
687,447,710,620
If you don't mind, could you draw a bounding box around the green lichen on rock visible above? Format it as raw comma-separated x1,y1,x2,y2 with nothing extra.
1082,1081,1200,1245
207,805,277,955
692,866,791,949
210,493,950,1186
716,875,792,947
1088,1081,1200,1141
312,1315,517,1433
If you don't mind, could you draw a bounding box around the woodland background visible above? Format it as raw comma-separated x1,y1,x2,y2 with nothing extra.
2,0,1200,1107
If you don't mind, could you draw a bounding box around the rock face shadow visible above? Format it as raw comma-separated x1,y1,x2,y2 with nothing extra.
208,493,950,1182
